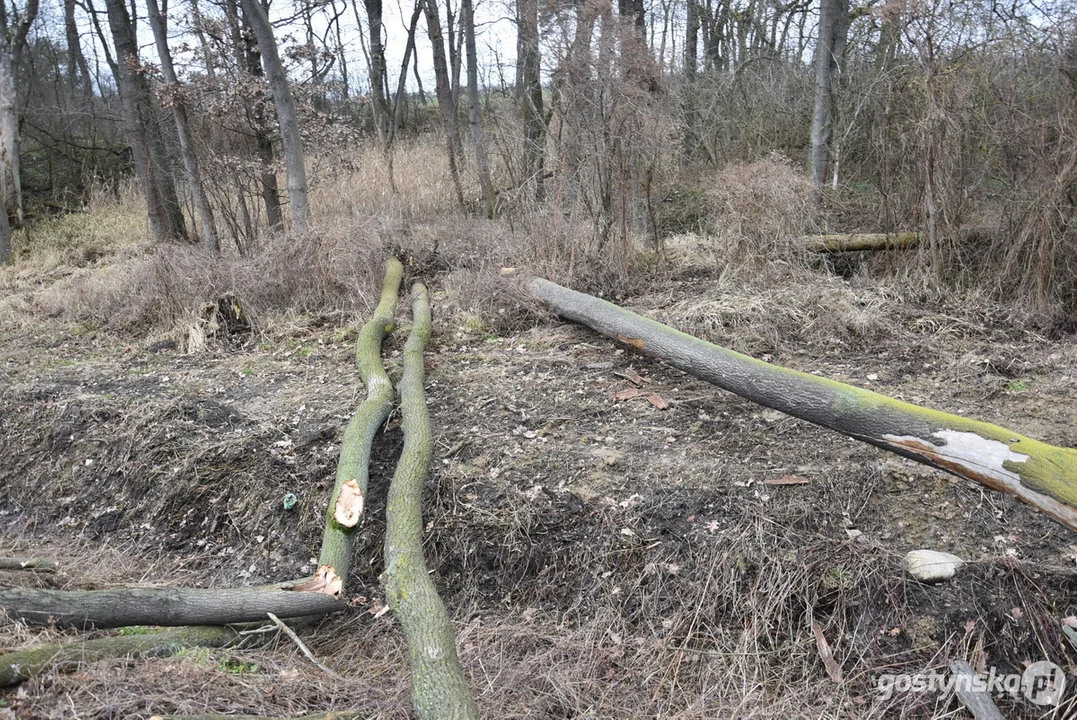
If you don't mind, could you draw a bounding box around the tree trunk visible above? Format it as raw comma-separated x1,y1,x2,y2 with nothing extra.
318,259,403,588
64,0,94,107
682,0,699,164
801,232,920,252
0,188,10,263
104,0,188,242
516,0,545,200
462,0,495,217
0,625,239,688
529,278,1077,532
0,0,39,232
383,284,479,720
419,0,466,208
146,0,219,254
808,0,847,203
362,0,392,142
239,0,311,233
0,583,344,629
225,0,283,230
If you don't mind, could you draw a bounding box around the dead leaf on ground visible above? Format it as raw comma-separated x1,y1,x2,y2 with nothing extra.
614,367,649,386
645,392,669,409
811,619,844,682
764,475,810,486
613,388,646,401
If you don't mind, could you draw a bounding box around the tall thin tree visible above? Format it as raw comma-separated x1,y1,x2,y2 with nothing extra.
146,0,219,253
239,0,311,233
461,0,495,216
0,0,40,247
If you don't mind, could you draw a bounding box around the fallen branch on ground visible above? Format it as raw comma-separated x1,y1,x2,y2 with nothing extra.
0,584,344,629
529,278,1077,533
0,625,239,687
801,232,920,252
382,283,480,720
317,257,404,594
0,557,57,572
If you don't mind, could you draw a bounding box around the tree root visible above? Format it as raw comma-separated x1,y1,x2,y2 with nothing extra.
318,257,404,590
530,277,1077,533
381,283,480,720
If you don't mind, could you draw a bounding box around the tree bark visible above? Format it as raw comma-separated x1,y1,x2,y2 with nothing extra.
462,0,495,217
318,258,403,589
0,584,344,629
0,625,239,687
383,284,479,720
0,0,39,233
146,0,219,254
682,0,699,164
0,557,58,571
515,0,545,200
808,0,847,202
239,0,311,233
362,0,392,142
104,0,188,242
419,0,466,208
529,278,1077,533
802,232,920,252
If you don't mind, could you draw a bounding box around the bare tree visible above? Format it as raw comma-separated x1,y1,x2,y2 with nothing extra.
516,0,545,199
146,0,219,253
0,0,40,250
239,0,311,234
462,0,495,216
808,0,848,202
104,0,188,242
419,0,465,207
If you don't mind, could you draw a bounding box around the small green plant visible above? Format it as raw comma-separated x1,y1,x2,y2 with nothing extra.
1004,379,1030,392
119,626,154,636
240,367,256,377
218,655,261,674
822,565,856,591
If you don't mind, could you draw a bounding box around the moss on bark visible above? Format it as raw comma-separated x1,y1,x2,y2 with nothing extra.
318,257,404,589
382,283,479,720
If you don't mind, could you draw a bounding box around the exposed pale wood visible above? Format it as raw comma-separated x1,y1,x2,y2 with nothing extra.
0,556,57,572
530,277,1077,532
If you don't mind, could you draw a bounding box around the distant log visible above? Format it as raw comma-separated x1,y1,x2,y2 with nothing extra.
382,284,480,720
0,584,344,629
802,232,920,252
0,625,238,687
317,257,403,594
0,557,57,572
529,278,1077,533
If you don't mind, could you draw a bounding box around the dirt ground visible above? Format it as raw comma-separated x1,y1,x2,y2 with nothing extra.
1,251,1076,719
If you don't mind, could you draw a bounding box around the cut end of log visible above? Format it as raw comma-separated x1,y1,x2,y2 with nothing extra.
290,565,344,598
334,480,365,528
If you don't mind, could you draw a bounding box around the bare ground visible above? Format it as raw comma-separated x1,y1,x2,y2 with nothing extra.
1,257,1076,719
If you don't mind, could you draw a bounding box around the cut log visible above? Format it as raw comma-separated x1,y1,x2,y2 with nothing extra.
0,625,238,687
318,257,404,590
0,557,57,572
529,278,1077,533
802,232,920,252
0,584,344,629
382,283,480,720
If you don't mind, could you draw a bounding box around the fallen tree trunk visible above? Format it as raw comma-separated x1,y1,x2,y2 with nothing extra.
0,584,344,629
529,278,1077,533
0,624,238,687
382,283,480,720
802,232,920,252
0,557,57,572
317,257,404,596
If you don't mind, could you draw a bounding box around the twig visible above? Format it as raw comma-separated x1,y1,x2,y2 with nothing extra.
266,612,344,680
